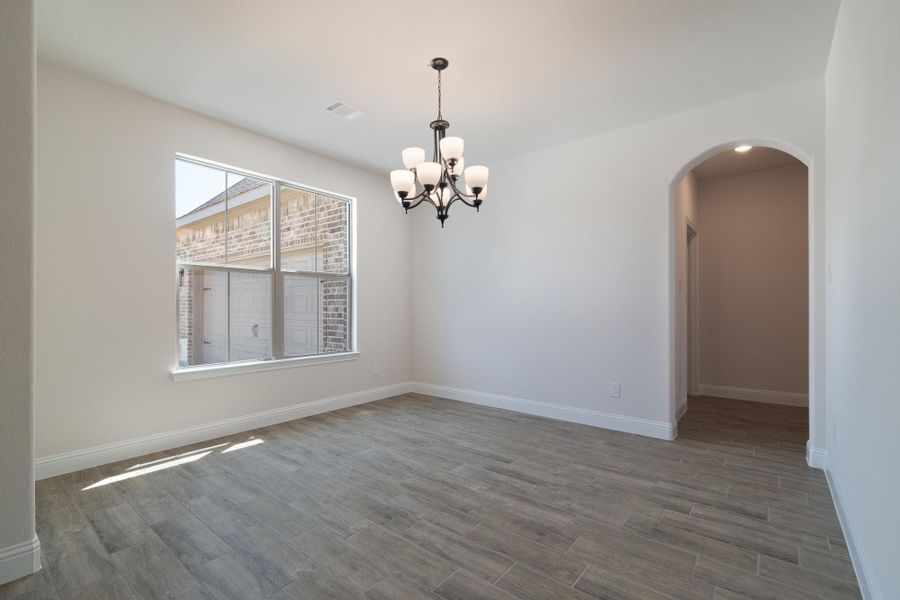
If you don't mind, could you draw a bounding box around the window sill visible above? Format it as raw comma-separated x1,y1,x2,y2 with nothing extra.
170,352,360,382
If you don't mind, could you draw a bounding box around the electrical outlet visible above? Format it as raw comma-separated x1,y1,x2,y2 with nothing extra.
372,363,381,377
610,382,621,398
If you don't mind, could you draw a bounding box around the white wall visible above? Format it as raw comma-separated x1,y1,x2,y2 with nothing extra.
825,0,900,597
411,76,827,444
674,171,699,416
34,63,410,463
697,164,808,398
0,0,40,585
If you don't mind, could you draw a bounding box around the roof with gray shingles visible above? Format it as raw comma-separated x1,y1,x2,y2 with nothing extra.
178,177,266,218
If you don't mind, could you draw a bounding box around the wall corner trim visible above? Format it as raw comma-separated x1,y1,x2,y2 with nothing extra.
0,535,41,587
34,382,413,480
805,441,827,470
698,384,808,407
826,469,882,600
410,382,675,440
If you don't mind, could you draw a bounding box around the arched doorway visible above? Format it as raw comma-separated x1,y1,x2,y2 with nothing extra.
668,140,819,461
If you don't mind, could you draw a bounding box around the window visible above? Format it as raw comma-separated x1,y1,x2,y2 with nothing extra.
175,157,352,370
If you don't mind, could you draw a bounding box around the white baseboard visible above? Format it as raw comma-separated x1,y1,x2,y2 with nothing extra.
806,441,827,470
826,469,881,600
698,384,808,407
35,382,412,480
676,401,688,422
0,535,41,586
410,382,675,440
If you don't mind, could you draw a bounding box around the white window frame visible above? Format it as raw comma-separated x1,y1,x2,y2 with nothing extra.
171,154,357,381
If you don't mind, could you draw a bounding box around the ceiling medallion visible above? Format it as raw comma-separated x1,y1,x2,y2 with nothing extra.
390,57,489,227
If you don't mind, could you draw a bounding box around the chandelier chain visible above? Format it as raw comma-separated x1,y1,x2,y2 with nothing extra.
437,69,442,119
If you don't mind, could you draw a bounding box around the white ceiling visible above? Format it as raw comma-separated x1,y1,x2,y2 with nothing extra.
693,147,804,180
37,0,840,173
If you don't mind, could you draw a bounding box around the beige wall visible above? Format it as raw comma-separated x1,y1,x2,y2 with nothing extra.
0,0,39,584
697,164,808,397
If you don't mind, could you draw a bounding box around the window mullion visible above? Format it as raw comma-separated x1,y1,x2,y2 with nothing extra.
272,182,284,359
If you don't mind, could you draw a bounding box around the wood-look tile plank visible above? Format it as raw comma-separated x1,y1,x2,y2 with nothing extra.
43,528,117,597
151,512,232,569
347,524,457,590
757,554,861,600
110,534,204,600
797,546,857,582
365,576,442,600
565,516,698,575
693,556,812,600
402,520,513,582
465,523,586,586
574,564,696,600
189,551,279,600
623,514,759,573
433,569,519,600
85,502,151,554
217,522,314,588
495,563,595,600
293,526,385,592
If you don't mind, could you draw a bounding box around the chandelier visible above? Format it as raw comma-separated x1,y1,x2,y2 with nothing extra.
390,57,489,227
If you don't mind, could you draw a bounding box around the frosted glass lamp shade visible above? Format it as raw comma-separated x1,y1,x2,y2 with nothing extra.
417,162,442,187
464,165,489,191
439,137,464,161
390,169,415,193
402,147,426,170
450,157,464,176
395,181,416,203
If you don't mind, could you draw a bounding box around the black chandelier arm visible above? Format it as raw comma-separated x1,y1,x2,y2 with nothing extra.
401,187,444,212
444,170,480,202
446,192,476,210
400,188,430,210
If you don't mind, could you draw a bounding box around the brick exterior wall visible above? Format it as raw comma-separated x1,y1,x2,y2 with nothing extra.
176,184,349,366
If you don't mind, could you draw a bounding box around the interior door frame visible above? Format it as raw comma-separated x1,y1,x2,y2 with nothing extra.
685,219,700,397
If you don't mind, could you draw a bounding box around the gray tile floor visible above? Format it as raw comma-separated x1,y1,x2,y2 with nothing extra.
1,394,860,599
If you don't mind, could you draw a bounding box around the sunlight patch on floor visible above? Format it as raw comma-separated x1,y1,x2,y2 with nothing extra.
82,451,212,490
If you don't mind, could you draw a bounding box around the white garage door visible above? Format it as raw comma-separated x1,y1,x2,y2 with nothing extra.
201,270,272,363
284,275,318,356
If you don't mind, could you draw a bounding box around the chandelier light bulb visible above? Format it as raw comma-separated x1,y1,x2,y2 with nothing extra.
390,169,415,193
440,136,464,161
416,162,442,188
402,147,426,170
464,165,489,192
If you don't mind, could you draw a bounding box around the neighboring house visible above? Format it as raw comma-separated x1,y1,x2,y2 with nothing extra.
176,179,348,366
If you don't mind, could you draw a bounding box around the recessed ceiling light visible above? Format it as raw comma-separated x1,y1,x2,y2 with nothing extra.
734,145,753,153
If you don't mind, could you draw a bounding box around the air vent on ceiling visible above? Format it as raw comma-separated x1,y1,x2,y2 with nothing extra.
325,101,364,120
